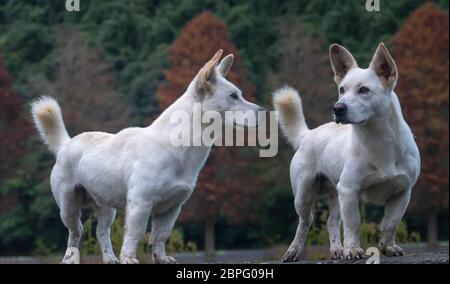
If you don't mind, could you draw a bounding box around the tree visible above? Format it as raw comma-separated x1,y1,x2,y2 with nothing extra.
299,0,440,63
156,11,262,258
0,56,32,182
391,2,449,249
265,17,335,128
0,55,33,253
30,27,132,134
258,17,337,246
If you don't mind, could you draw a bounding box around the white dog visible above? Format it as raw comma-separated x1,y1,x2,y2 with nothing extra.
274,43,420,261
31,50,264,264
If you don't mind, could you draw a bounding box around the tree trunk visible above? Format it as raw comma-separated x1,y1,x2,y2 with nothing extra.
204,215,215,261
427,206,438,251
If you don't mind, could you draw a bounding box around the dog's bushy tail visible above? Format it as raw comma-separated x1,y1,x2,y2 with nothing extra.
273,86,309,149
31,96,70,155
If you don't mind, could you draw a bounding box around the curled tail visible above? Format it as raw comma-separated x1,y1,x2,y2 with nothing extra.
273,86,309,149
31,96,70,155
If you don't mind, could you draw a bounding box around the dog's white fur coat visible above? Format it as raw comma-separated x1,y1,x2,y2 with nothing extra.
274,43,420,261
32,50,264,264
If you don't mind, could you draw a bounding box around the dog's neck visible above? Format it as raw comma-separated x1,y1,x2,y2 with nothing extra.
351,92,407,174
353,92,405,136
147,80,212,150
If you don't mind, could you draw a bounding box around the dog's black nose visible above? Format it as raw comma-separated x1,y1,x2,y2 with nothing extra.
333,103,347,116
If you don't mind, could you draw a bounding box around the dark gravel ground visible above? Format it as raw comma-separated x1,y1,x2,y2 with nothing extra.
0,250,448,264
289,251,449,264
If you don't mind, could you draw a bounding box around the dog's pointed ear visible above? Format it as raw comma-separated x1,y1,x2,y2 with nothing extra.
217,54,234,77
329,44,358,84
196,49,223,95
369,43,398,88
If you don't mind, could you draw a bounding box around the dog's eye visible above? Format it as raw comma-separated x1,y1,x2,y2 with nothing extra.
230,93,239,100
339,87,345,94
359,87,370,94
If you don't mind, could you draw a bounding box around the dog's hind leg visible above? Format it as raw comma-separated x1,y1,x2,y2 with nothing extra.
282,173,318,263
94,207,119,264
327,187,343,259
149,205,182,264
378,189,411,257
58,186,84,264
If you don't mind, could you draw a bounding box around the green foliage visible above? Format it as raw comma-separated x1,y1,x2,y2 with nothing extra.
166,228,197,254
305,204,421,247
82,213,150,258
0,0,436,119
82,213,196,260
1,22,53,67
0,180,31,243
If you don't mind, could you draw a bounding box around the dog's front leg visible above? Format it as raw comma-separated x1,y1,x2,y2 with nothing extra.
337,181,365,260
379,189,411,257
149,205,182,264
120,197,153,264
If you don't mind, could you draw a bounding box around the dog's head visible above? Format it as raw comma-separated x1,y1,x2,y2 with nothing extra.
194,49,265,128
329,43,398,125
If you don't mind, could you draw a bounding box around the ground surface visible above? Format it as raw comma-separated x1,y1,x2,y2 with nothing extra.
0,249,448,264
290,251,449,264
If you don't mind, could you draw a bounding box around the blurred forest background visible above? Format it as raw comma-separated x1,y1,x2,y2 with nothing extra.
0,0,448,260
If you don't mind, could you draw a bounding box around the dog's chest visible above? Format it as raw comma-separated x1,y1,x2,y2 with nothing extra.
176,146,211,182
152,184,194,214
360,166,412,205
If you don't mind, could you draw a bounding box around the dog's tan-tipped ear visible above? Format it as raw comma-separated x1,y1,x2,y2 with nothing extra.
196,49,223,94
370,43,398,88
217,54,234,77
329,44,358,84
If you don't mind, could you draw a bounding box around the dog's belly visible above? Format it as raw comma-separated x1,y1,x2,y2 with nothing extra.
78,176,128,208
360,174,411,205
75,158,130,209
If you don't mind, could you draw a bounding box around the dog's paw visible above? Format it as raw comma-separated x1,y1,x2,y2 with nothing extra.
103,255,120,264
61,256,77,264
381,244,405,257
282,245,303,263
154,255,178,264
330,247,344,260
120,255,140,264
61,247,80,264
343,246,365,260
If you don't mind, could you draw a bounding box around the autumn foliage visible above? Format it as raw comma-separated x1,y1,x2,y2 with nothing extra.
266,17,335,127
155,11,262,252
391,2,449,212
156,11,256,109
31,28,132,135
0,55,32,182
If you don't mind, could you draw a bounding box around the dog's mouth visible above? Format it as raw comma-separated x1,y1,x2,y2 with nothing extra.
355,119,367,125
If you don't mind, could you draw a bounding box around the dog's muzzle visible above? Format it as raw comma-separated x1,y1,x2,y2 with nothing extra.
333,103,347,124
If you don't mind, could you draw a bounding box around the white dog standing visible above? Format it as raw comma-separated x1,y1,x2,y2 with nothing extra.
274,43,420,261
31,50,264,264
